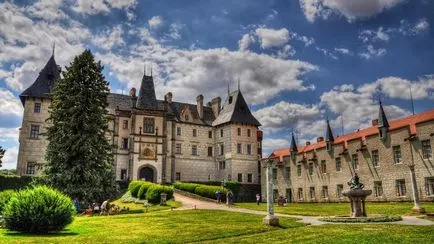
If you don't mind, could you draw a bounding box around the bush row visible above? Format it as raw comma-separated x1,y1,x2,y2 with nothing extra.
182,181,240,196
0,174,34,191
128,181,173,204
173,182,228,200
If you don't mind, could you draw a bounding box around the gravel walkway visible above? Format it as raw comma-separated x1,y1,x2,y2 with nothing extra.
173,193,433,226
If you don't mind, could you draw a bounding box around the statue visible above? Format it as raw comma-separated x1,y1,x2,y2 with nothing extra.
347,173,364,190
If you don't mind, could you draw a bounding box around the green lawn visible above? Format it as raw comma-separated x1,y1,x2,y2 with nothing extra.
235,202,434,216
110,199,182,213
1,210,433,243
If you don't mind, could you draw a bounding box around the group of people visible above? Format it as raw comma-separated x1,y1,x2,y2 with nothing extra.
215,190,234,208
73,198,129,216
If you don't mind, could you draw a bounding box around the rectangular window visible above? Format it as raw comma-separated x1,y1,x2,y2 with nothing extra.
176,172,181,181
176,127,181,136
247,129,251,137
120,169,127,181
193,129,197,137
308,163,313,175
422,140,432,159
237,143,242,154
336,184,343,198
175,143,181,154
372,150,379,167
220,129,223,137
220,144,224,155
247,144,252,155
192,145,198,156
238,173,243,182
320,160,327,174
297,164,302,176
34,103,41,113
298,188,303,200
285,167,290,180
352,154,359,170
247,173,253,183
393,145,402,164
272,168,277,180
26,162,36,175
228,174,232,181
30,124,40,139
219,161,226,170
208,131,213,138
207,146,213,157
396,179,406,196
122,138,128,149
321,186,328,198
122,120,128,129
309,187,315,200
143,118,155,134
237,128,241,136
374,181,383,197
425,177,434,196
335,157,342,172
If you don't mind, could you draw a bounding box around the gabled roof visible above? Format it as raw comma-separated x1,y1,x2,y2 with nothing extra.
19,55,60,105
212,90,261,127
378,101,389,128
325,120,334,142
136,74,158,110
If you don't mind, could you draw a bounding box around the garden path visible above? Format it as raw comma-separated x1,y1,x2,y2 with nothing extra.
173,193,434,226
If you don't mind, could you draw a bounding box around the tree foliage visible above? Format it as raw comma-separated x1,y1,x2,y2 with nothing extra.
44,49,118,204
0,146,5,168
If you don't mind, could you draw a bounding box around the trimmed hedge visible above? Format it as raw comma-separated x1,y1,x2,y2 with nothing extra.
3,186,75,233
320,215,402,223
0,175,33,191
183,181,240,196
137,182,155,200
146,185,174,204
173,182,228,200
172,182,200,193
0,190,15,214
128,181,144,198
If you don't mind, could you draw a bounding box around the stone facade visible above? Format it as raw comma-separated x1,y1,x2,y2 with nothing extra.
263,108,434,202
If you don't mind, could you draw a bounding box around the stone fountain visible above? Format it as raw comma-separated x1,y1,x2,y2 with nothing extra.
343,173,372,217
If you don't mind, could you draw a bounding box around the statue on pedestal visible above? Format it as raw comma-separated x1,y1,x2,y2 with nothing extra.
347,173,364,190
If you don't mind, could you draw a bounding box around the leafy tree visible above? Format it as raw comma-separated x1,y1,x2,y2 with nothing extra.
0,146,5,168
44,49,118,204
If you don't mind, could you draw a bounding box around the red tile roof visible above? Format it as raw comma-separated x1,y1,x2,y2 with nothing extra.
266,108,434,161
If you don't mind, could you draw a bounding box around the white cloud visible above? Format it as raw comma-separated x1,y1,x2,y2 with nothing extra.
359,45,386,59
400,18,430,35
26,0,67,21
0,127,20,142
92,25,125,50
148,16,163,29
359,26,390,43
316,47,338,60
1,146,18,169
276,45,296,59
262,138,290,152
255,28,290,49
72,0,137,15
167,22,183,40
0,89,24,117
266,9,279,21
290,33,315,47
334,48,352,55
413,19,430,34
238,34,255,52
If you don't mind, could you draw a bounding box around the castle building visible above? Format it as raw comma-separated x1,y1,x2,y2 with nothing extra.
16,54,263,184
263,104,434,202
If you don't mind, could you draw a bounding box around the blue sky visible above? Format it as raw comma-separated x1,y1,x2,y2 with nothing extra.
1,0,433,169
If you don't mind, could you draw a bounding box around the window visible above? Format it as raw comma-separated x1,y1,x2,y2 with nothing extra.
309,187,315,200
320,160,327,174
372,150,379,167
374,181,383,197
122,138,128,149
175,143,182,154
247,144,252,155
247,173,253,183
192,129,197,137
30,124,40,139
336,184,343,198
326,141,332,152
272,168,277,180
238,173,243,182
335,157,342,172
176,172,181,181
297,164,302,176
297,188,304,201
185,114,189,121
176,127,181,136
396,179,406,196
122,120,128,129
208,131,212,138
34,103,41,113
220,144,224,155
237,143,242,154
247,129,251,137
219,161,226,170
321,186,328,198
192,145,198,156
422,140,432,159
308,163,313,175
237,128,241,136
425,177,434,196
143,118,155,133
220,129,223,137
207,147,213,157
352,154,359,170
26,162,36,175
120,169,127,181
393,145,402,164
228,174,232,181
285,167,290,180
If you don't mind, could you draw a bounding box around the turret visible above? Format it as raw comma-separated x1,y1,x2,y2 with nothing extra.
325,119,334,153
378,101,389,140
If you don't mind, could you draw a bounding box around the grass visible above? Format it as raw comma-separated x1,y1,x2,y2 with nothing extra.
109,191,182,213
235,202,434,216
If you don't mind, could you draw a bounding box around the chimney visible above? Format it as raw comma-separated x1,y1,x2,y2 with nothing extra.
211,97,221,118
317,137,324,142
196,94,204,120
130,87,137,108
371,119,378,126
305,141,311,146
165,92,173,104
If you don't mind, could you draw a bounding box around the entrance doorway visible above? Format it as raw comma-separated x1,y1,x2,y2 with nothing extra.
139,167,155,182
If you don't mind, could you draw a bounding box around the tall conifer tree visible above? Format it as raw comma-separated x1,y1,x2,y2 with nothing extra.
44,50,117,203
0,146,5,168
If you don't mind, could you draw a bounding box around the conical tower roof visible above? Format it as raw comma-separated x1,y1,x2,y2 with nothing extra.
136,73,157,110
378,101,389,128
290,132,297,153
325,120,334,142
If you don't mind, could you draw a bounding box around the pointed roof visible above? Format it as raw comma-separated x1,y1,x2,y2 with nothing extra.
136,73,157,110
378,101,389,128
212,90,261,127
19,54,60,105
325,120,334,142
290,132,297,153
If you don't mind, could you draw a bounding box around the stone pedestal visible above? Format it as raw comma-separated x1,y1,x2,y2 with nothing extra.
343,189,372,217
263,159,279,226
412,206,426,214
263,215,279,226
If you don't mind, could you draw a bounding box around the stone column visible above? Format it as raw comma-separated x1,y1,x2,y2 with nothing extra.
409,164,425,213
263,160,279,226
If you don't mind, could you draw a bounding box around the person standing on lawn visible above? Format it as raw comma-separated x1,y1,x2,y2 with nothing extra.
227,190,234,208
256,193,261,205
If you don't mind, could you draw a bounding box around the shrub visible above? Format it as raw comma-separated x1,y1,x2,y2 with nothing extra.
183,181,240,196
0,175,33,191
0,190,15,214
137,182,155,200
3,186,75,233
128,181,144,198
194,185,228,199
146,185,174,204
173,182,200,193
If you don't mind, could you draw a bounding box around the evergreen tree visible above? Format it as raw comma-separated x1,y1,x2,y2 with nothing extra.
0,146,5,168
44,49,118,203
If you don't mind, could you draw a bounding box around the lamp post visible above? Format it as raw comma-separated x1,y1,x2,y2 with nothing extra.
263,158,279,226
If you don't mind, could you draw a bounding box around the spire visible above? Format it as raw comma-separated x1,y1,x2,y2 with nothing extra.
326,119,334,142
378,101,389,128
52,42,55,57
238,78,240,91
290,131,297,153
150,65,153,77
410,85,415,115
227,81,230,96
136,67,157,109
144,63,147,75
